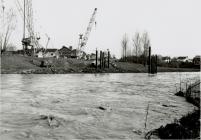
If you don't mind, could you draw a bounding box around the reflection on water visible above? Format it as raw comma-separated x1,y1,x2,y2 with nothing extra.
0,72,199,139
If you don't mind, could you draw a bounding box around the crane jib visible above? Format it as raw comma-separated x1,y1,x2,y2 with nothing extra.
80,8,98,48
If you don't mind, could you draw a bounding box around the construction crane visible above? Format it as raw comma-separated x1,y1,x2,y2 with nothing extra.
15,0,40,55
78,8,97,58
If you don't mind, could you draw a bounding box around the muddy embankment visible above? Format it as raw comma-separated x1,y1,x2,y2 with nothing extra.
1,55,200,74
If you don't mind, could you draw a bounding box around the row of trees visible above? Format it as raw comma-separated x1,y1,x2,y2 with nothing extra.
121,31,151,64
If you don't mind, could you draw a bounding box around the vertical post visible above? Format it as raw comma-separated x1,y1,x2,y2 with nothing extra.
148,46,151,73
100,51,102,69
102,52,105,69
144,46,147,67
96,49,98,69
108,50,110,68
155,55,158,73
150,56,153,74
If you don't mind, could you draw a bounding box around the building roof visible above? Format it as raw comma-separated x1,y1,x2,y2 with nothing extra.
162,56,170,60
91,53,96,56
59,46,71,52
46,49,58,52
177,56,188,60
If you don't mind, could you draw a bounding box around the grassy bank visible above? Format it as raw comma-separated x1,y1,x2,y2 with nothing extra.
1,55,41,74
1,55,200,74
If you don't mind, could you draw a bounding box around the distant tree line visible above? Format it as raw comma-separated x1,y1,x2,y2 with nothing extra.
120,32,200,69
0,8,17,53
120,31,150,65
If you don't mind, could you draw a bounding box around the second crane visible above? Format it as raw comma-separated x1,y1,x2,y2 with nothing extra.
78,8,97,58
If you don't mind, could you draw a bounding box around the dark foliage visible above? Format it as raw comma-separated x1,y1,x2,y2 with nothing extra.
186,97,200,107
151,110,200,139
119,55,147,65
175,91,184,97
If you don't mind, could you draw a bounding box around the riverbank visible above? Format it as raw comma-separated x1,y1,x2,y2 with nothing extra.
146,81,200,139
146,110,200,139
1,55,200,74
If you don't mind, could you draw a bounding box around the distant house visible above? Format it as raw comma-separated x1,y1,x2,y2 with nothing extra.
86,54,90,60
16,50,23,54
59,46,72,58
35,48,45,58
35,48,59,58
86,53,96,60
76,50,87,59
71,49,78,58
162,56,171,63
90,53,96,60
59,46,77,58
91,53,96,60
193,55,200,66
35,51,43,58
44,49,59,58
177,56,188,62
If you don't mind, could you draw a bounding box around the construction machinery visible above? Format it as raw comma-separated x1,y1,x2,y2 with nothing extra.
77,8,97,58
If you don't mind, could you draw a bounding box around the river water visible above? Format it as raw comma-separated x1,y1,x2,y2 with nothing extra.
0,72,200,139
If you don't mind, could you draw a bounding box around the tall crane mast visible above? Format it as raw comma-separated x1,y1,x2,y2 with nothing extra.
79,8,97,50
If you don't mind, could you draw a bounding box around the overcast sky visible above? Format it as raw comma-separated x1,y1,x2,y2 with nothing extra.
2,0,201,58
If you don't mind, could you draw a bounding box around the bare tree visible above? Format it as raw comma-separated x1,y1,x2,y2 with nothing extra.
132,32,141,62
6,43,17,51
121,33,129,60
126,46,132,57
0,8,17,52
141,32,150,65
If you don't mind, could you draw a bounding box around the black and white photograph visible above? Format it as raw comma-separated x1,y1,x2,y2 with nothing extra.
0,0,200,139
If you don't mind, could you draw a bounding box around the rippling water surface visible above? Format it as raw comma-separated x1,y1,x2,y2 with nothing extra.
0,72,200,139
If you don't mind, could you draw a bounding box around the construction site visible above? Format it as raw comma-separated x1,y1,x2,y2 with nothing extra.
16,1,101,60
1,0,117,73
1,0,200,74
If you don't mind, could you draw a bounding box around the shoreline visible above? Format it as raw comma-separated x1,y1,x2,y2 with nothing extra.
1,69,199,74
1,71,200,74
1,55,200,74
